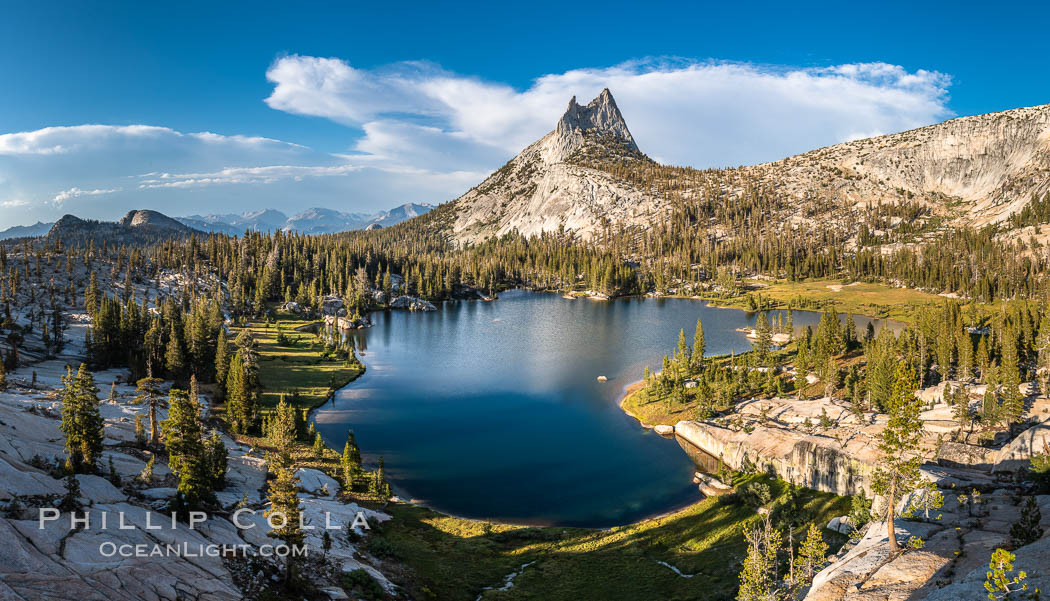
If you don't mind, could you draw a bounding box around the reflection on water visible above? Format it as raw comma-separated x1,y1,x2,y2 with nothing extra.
675,437,723,475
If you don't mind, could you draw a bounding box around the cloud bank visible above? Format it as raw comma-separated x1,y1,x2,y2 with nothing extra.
265,57,952,168
0,57,952,226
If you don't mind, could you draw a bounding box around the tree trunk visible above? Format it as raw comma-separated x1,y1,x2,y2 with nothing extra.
149,396,159,443
887,479,899,553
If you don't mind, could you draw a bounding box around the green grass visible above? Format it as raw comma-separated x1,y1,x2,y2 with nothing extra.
232,313,364,411
701,278,944,323
371,475,850,601
620,381,707,427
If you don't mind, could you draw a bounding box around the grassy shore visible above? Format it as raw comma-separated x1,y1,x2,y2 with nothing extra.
372,474,849,601
232,313,364,411
701,278,946,322
620,379,700,427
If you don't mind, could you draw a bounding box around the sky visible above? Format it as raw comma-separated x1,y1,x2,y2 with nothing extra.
1,0,1048,228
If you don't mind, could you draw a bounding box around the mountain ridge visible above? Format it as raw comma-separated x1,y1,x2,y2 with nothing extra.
0,203,435,241
444,89,1050,245
178,202,434,235
45,209,199,246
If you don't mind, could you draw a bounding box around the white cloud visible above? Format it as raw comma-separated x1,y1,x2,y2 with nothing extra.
0,124,300,156
0,120,477,223
137,164,362,188
266,56,953,169
52,186,121,206
0,56,954,227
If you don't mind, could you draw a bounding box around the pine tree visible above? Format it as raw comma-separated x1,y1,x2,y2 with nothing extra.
265,462,304,584
165,321,186,379
370,456,391,500
84,271,100,316
161,387,212,508
951,384,971,431
206,431,228,490
673,327,688,362
957,328,974,381
268,398,298,470
341,430,362,488
134,364,164,444
225,351,246,431
867,328,897,411
873,361,925,554
1037,310,1050,395
754,313,772,361
844,313,857,351
977,336,991,381
59,364,105,474
0,358,7,392
999,327,1024,427
984,548,1031,600
1009,496,1043,548
692,318,706,371
214,329,230,395
59,473,82,512
134,413,146,446
224,349,258,434
737,514,784,601
935,316,955,382
797,522,828,584
313,432,326,456
822,355,839,399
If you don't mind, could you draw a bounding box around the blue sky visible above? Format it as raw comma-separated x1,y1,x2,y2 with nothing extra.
1,0,1048,227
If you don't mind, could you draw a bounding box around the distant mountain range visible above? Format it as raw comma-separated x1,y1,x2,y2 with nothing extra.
176,203,434,235
0,203,434,240
0,221,54,241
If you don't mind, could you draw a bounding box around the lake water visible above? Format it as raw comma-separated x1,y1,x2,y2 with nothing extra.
312,290,897,528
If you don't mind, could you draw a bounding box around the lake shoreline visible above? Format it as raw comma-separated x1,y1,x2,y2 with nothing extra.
617,379,658,429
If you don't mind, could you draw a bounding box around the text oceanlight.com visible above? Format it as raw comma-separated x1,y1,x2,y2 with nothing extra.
99,541,306,558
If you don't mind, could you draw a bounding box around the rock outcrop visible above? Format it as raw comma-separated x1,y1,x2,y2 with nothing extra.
675,418,876,497
388,295,437,311
674,390,1028,499
992,415,1050,472
805,491,1050,601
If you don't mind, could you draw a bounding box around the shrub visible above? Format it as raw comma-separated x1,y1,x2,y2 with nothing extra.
341,569,386,601
739,481,772,509
1009,497,1043,548
366,536,401,560
1029,442,1050,494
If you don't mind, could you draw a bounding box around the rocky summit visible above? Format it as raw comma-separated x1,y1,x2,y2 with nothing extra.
451,89,662,243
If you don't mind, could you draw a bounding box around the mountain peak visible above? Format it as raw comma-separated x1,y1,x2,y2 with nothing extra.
118,209,190,231
544,89,639,163
557,88,634,143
